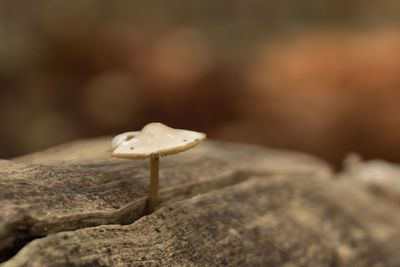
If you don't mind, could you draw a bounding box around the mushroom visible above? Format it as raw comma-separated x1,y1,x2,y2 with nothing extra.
111,122,206,213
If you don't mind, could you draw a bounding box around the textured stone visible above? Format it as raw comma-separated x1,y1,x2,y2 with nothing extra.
0,138,328,262
4,175,400,266
3,137,400,266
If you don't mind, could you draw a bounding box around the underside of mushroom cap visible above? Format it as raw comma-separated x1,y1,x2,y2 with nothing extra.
111,123,206,159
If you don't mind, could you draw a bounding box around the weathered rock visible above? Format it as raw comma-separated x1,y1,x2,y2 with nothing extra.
341,154,400,206
2,138,400,266
0,138,329,262
4,175,400,266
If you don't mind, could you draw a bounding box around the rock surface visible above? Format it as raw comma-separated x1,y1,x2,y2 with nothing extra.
1,138,400,266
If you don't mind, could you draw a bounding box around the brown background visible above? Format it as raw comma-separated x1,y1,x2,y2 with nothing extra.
1,0,400,166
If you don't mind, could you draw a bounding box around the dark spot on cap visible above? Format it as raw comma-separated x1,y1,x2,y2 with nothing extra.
126,135,135,141
183,139,187,142
130,147,134,150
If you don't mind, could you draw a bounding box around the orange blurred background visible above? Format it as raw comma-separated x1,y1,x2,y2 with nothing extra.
1,1,400,165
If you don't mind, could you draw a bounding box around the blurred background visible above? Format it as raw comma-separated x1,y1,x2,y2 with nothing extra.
1,0,400,166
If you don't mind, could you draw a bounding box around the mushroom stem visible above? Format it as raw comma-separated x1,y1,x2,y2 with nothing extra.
146,156,159,214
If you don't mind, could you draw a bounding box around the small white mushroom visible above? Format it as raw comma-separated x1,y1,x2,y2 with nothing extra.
111,122,206,213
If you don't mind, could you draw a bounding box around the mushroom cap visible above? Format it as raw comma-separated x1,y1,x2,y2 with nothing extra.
111,123,206,159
